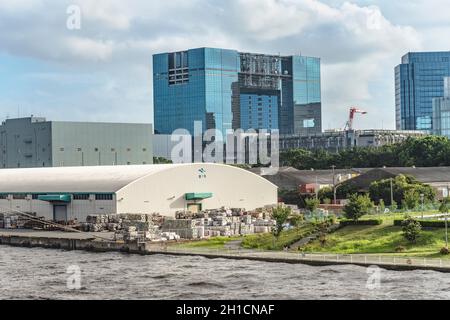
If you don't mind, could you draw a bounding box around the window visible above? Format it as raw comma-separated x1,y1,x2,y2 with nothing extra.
60,148,64,151
73,194,90,200
142,148,147,152
95,194,113,200
13,194,27,200
168,51,189,85
0,194,8,200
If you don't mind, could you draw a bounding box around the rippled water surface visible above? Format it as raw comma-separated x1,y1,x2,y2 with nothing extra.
1,246,449,300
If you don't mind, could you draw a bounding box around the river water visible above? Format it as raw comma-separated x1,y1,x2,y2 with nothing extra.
0,246,449,300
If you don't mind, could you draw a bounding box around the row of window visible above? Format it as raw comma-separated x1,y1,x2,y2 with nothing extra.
58,147,148,152
0,194,113,200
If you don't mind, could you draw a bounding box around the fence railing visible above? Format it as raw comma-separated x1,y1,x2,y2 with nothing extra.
150,246,450,269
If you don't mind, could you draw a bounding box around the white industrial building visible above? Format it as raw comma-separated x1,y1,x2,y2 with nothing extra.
0,163,277,222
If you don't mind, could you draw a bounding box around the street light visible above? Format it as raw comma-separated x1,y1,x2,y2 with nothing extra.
331,165,336,204
420,193,425,219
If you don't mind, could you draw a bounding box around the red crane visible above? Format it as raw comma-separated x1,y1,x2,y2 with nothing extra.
344,107,367,131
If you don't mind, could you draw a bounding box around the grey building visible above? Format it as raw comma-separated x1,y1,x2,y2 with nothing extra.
279,129,427,152
433,77,450,138
0,117,153,168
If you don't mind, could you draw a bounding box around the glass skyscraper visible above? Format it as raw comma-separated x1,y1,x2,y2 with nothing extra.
395,51,450,131
153,48,321,136
433,77,450,138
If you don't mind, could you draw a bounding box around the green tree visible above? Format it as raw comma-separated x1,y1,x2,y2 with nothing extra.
439,198,450,249
318,186,333,202
439,197,450,214
391,200,398,211
280,136,450,170
271,206,291,240
305,198,320,213
402,216,422,243
369,174,435,208
404,189,419,210
343,194,374,221
289,214,304,236
379,199,385,214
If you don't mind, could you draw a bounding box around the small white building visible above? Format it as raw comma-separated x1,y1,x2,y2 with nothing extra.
0,163,277,222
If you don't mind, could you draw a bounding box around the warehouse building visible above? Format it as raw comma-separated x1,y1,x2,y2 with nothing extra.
0,116,153,168
0,163,277,222
338,167,450,199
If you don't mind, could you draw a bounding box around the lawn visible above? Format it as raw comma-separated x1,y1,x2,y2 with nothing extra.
241,224,315,250
303,223,449,258
356,210,438,223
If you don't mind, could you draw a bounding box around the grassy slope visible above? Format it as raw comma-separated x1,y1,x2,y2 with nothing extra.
304,221,449,258
241,224,314,250
172,224,315,251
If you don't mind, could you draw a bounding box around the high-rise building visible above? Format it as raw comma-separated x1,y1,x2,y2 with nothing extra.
0,117,153,168
433,77,450,138
153,48,321,136
395,51,450,131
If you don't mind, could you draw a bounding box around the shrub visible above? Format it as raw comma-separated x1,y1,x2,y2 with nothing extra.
440,247,450,255
394,220,449,228
340,219,382,226
343,194,374,221
305,198,320,212
395,245,406,253
401,216,422,243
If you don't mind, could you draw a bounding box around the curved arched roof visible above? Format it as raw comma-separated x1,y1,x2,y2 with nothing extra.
0,163,277,194
0,164,188,193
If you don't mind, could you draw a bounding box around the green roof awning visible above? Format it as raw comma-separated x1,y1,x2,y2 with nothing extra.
185,193,213,200
38,194,72,203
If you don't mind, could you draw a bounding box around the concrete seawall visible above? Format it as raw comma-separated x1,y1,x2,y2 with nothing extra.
1,229,450,273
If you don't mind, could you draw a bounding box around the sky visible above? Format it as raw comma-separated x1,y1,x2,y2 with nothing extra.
0,0,449,130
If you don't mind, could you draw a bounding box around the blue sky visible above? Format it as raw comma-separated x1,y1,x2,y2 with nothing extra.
0,0,449,130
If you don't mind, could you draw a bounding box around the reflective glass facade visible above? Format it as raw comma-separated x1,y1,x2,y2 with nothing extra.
395,52,450,131
153,47,321,136
239,93,279,130
432,78,450,138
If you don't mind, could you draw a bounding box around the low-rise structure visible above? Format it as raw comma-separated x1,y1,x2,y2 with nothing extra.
0,163,278,222
339,167,450,199
248,167,367,194
280,129,427,152
0,116,153,168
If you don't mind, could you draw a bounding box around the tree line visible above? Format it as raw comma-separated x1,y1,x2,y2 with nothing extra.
281,136,450,169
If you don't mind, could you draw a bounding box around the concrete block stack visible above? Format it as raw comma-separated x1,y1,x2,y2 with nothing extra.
161,218,204,239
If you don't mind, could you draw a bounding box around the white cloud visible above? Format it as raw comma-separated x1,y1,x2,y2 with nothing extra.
0,0,438,130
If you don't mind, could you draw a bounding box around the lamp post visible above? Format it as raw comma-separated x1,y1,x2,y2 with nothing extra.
446,215,448,249
390,178,394,207
331,165,336,204
420,193,425,219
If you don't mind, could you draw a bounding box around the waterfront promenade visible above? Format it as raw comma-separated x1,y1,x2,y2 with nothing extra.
1,229,450,273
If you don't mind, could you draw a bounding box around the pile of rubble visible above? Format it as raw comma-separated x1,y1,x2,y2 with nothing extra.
79,206,277,241
81,213,162,242
162,206,276,239
0,213,29,229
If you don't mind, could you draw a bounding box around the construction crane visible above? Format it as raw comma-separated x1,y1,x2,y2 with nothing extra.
344,107,367,131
